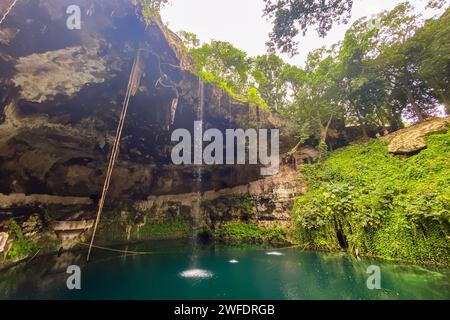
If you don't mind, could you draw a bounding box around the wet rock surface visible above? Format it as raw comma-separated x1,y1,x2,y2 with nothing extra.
133,154,305,229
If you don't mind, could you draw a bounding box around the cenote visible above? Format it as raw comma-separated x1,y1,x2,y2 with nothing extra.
1,0,450,304
1,241,449,300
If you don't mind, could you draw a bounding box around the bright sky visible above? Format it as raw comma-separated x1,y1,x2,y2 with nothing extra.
161,0,432,67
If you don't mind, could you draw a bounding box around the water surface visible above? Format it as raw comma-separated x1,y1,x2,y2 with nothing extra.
0,240,448,299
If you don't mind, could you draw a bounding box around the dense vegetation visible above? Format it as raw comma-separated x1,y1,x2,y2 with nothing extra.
178,2,449,151
293,129,450,264
6,221,38,262
215,221,289,245
262,0,447,56
136,221,190,239
94,212,190,244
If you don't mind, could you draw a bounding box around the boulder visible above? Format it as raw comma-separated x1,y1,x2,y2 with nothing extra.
384,117,449,154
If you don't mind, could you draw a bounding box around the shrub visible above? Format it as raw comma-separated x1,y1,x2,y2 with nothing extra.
216,221,288,244
137,220,189,239
6,220,38,262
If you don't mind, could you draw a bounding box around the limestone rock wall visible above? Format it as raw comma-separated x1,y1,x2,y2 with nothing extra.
0,0,295,200
0,0,302,261
134,160,304,228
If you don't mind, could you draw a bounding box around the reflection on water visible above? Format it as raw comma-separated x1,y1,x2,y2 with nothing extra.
0,240,448,300
180,269,213,279
265,251,285,256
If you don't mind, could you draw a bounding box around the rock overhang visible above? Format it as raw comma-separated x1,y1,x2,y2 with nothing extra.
0,0,295,199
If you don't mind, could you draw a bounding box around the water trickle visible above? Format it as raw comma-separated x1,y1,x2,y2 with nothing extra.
190,77,205,267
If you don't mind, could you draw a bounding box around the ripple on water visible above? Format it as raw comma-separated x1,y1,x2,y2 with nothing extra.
229,259,239,264
180,269,213,279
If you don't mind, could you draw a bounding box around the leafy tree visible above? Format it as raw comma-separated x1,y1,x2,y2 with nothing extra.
178,30,200,49
333,3,443,126
426,0,448,10
279,64,307,101
174,1,448,148
371,3,441,122
140,0,169,25
190,40,251,95
251,53,288,110
263,0,354,56
337,16,392,134
285,47,343,153
412,7,450,114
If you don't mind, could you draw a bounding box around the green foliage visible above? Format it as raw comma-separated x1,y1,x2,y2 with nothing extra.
140,0,168,26
252,53,289,110
203,194,256,222
187,40,274,111
137,221,189,239
6,220,38,262
178,30,200,49
368,3,442,122
246,87,270,110
216,222,289,244
181,36,300,111
191,40,250,94
294,130,450,264
96,213,190,242
413,7,450,113
282,3,449,144
179,2,449,148
283,47,343,145
263,0,354,55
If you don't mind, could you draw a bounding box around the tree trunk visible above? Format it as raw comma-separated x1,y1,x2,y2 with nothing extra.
320,115,333,144
405,86,425,122
353,105,368,138
388,107,404,131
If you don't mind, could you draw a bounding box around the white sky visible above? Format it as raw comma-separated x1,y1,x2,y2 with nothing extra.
161,0,432,67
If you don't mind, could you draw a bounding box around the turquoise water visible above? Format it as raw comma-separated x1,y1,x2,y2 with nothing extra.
0,240,449,300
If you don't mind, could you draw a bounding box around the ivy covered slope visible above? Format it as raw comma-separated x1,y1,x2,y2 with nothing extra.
294,125,450,265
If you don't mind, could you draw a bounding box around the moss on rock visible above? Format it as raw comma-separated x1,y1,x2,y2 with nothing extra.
215,221,290,245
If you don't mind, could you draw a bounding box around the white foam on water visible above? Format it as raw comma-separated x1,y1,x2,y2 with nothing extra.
180,269,213,279
265,251,284,256
229,259,239,264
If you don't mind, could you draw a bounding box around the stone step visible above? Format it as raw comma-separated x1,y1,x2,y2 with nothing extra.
52,220,94,232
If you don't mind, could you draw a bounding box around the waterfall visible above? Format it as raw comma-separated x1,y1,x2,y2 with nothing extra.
190,77,204,266
180,78,213,279
195,77,204,213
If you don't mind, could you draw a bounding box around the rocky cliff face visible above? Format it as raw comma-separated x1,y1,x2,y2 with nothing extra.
0,0,302,259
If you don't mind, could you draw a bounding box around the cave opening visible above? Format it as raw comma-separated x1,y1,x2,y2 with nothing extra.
336,229,348,249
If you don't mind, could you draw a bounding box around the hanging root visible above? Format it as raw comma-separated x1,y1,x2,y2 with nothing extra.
79,242,154,255
87,51,143,261
0,0,19,26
